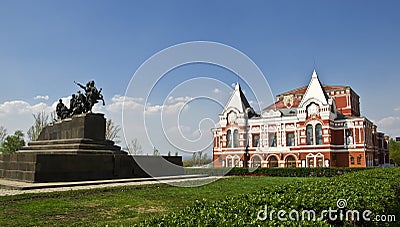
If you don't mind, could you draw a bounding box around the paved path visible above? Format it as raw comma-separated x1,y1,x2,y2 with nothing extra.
0,175,220,196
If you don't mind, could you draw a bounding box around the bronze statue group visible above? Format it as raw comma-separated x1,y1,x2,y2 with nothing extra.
56,80,105,120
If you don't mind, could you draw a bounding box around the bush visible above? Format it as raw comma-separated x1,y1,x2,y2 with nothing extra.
228,167,371,177
138,168,400,226
185,167,370,177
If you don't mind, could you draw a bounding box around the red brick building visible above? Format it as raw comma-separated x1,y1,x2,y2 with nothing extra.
212,69,389,168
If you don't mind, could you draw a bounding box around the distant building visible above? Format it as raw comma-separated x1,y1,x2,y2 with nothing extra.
396,137,400,142
212,69,389,168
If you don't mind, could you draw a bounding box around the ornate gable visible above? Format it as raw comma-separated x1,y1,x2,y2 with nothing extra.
223,83,251,114
299,69,329,107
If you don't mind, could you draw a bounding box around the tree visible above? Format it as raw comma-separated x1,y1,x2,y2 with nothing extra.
153,147,159,156
192,152,197,166
186,151,212,167
1,130,25,154
105,119,121,144
389,138,400,165
0,126,7,145
124,138,143,155
27,111,50,141
167,151,171,156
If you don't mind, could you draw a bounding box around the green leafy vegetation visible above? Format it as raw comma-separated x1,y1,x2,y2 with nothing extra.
0,130,25,154
139,168,400,226
0,177,311,226
185,167,370,177
228,167,371,177
183,151,213,167
389,138,400,165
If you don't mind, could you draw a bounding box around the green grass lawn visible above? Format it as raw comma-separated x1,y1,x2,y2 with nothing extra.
0,177,314,226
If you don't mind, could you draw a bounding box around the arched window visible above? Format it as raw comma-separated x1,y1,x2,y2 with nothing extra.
306,125,313,145
226,155,233,167
285,156,297,167
227,130,232,148
350,155,355,164
309,158,314,167
233,129,239,148
234,158,240,167
268,156,278,168
317,158,323,167
251,156,262,168
315,124,323,145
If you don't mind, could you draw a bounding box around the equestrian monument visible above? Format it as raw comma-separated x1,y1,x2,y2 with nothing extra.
0,80,183,182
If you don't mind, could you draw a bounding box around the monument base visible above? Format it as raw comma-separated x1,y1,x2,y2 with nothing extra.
0,153,183,182
0,113,183,183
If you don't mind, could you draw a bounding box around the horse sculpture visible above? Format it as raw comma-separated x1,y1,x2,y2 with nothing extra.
56,80,105,120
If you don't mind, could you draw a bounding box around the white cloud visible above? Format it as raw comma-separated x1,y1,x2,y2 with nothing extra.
0,100,54,138
0,94,212,157
0,100,52,116
167,96,192,104
106,95,144,113
106,94,190,115
394,107,400,111
376,116,400,137
144,96,191,115
34,95,49,100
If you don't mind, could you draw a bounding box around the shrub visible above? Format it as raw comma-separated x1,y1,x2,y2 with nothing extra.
138,168,400,226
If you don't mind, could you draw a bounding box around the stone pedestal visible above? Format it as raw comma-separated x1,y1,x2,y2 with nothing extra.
0,113,183,182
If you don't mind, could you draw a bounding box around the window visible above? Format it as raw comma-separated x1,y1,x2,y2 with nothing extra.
234,158,240,167
269,133,277,147
316,124,323,145
332,153,336,161
346,130,353,145
357,155,362,164
268,156,278,168
227,130,232,148
233,130,239,148
287,133,295,146
253,134,260,147
227,156,232,167
306,125,313,145
252,156,262,168
309,158,314,167
350,155,354,164
317,158,323,167
286,156,296,167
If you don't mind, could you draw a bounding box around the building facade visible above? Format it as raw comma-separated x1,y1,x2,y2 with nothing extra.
212,70,389,168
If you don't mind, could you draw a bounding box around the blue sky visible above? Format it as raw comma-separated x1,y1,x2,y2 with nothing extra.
1,1,400,155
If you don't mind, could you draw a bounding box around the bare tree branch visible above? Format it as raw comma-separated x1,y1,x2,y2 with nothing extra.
0,126,7,144
105,119,121,144
27,111,50,141
124,138,143,155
